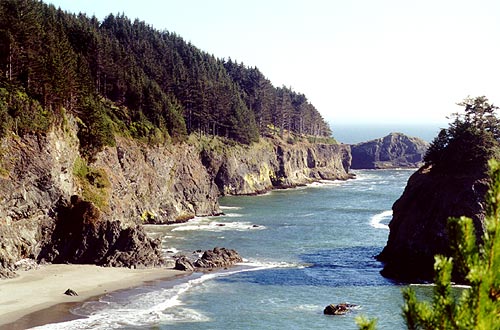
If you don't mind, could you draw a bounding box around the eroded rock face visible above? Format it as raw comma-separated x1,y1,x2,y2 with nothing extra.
351,133,429,169
378,165,488,282
94,137,351,223
93,139,222,224
0,127,79,278
37,196,164,268
203,138,352,195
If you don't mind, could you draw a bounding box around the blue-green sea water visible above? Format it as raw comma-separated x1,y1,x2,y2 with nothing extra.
35,169,417,330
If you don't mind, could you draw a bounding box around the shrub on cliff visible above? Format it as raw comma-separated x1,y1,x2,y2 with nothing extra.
0,86,53,138
424,96,500,173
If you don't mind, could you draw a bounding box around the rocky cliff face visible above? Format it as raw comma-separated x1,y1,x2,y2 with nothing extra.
350,133,429,169
0,116,351,277
201,137,352,196
377,164,488,281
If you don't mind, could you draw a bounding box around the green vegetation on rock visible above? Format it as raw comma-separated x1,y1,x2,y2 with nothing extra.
73,156,111,210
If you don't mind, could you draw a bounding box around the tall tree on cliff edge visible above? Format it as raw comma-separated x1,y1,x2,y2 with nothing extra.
424,96,500,173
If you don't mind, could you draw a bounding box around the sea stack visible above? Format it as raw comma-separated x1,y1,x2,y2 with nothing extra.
377,164,489,281
350,133,429,169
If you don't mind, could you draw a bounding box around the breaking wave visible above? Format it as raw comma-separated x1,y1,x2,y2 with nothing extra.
370,210,392,230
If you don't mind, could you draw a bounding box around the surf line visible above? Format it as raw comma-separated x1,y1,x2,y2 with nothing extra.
370,210,392,230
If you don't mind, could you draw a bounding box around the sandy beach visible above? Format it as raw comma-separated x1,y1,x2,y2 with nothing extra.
0,264,186,329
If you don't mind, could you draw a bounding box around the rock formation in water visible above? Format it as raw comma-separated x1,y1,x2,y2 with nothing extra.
350,133,429,169
0,117,351,277
194,247,243,268
377,164,489,282
173,247,242,271
323,303,358,315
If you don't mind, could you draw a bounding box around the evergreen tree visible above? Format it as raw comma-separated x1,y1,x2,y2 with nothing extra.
0,0,333,149
424,96,500,173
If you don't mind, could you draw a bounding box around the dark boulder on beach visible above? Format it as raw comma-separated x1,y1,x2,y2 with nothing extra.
194,247,243,268
37,195,165,268
64,288,78,296
174,256,195,271
350,133,429,169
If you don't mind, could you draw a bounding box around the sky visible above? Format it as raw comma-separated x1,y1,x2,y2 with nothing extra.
46,0,500,126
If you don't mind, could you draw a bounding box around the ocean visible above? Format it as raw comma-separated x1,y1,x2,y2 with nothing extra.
331,123,445,144
34,169,422,330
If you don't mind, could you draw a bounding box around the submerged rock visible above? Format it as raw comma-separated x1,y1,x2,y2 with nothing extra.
324,303,358,315
350,133,429,169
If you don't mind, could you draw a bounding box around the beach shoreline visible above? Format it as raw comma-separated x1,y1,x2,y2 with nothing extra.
0,264,187,329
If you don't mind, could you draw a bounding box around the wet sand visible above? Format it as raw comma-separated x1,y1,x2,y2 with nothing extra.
0,264,186,329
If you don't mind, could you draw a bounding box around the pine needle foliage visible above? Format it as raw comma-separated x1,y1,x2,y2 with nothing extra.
0,0,332,148
401,159,500,329
355,315,378,330
424,96,500,173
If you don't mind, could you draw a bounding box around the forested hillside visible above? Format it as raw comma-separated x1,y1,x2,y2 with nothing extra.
0,0,332,158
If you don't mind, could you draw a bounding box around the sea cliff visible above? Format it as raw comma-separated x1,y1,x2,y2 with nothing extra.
0,117,351,277
377,164,489,281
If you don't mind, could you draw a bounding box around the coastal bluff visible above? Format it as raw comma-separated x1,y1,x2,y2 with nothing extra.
0,117,351,277
350,132,429,169
377,164,489,281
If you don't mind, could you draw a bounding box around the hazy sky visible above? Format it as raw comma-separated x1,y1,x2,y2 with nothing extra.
46,0,500,125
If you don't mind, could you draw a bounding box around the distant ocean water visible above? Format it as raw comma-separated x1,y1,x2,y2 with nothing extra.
331,123,446,144
34,169,429,330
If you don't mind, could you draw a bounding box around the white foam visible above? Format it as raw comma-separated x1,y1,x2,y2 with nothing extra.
224,213,243,218
164,247,180,254
32,260,303,330
33,273,214,330
219,206,242,210
293,304,321,312
370,210,392,230
241,259,307,270
307,179,345,188
172,220,265,232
